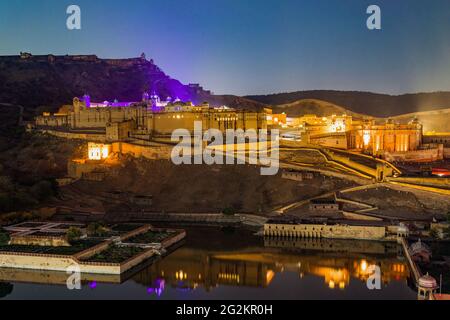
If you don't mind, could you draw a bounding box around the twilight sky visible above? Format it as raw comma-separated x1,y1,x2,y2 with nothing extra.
1,0,450,95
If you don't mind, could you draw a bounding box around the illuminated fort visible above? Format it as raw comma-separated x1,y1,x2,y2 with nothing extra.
34,94,448,163
35,93,267,141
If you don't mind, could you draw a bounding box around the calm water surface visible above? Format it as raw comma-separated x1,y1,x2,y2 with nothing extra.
0,227,416,300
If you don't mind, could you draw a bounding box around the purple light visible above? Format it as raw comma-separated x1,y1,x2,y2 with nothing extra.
83,94,91,108
147,279,165,297
89,281,97,289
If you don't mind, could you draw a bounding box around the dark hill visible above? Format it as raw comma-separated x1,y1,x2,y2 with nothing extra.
246,90,450,117
0,55,196,112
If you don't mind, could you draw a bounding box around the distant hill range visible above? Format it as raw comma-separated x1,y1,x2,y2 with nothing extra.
270,99,369,118
246,90,450,118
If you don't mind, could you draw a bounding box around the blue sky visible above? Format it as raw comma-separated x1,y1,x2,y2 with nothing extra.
1,0,449,95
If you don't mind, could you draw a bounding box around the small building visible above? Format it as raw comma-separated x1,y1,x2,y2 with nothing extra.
68,159,108,180
409,239,432,263
309,199,340,213
88,142,111,160
417,273,438,300
20,52,32,59
396,223,410,239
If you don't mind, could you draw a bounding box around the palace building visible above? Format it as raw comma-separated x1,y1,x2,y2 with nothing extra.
288,114,445,162
35,94,267,141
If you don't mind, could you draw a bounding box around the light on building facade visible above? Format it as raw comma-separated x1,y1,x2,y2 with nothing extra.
88,143,110,160
363,131,371,146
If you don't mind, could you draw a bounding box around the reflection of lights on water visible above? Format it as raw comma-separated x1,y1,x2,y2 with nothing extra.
266,270,275,285
147,279,165,297
361,260,368,272
328,280,346,290
329,280,335,289
176,270,188,280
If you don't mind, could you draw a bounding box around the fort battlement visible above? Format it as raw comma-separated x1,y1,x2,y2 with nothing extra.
0,53,149,67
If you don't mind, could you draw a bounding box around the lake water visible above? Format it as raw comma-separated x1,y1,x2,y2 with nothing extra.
0,227,417,300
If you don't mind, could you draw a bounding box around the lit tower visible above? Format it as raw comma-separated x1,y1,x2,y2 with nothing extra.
142,92,150,102
83,94,91,108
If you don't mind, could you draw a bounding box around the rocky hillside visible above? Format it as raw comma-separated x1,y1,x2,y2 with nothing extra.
0,54,267,116
246,90,450,117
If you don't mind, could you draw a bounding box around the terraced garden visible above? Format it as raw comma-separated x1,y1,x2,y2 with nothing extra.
0,240,102,255
84,245,145,263
126,230,175,244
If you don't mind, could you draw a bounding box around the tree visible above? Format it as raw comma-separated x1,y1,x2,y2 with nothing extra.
429,228,440,239
87,222,108,237
444,227,450,240
66,227,83,243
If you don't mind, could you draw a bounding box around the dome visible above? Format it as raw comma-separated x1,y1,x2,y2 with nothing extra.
409,239,431,256
418,273,438,289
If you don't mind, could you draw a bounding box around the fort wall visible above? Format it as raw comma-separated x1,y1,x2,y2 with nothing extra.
39,129,106,142
111,142,172,160
264,222,387,241
384,145,444,162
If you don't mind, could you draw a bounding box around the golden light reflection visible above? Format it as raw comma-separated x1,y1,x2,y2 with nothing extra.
175,270,188,280
266,270,275,285
361,260,368,272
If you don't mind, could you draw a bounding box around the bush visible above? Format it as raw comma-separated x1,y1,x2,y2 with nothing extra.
0,229,10,245
30,180,54,201
444,227,450,240
87,222,108,237
222,207,236,216
0,282,13,299
66,227,83,243
429,228,440,239
0,193,13,212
